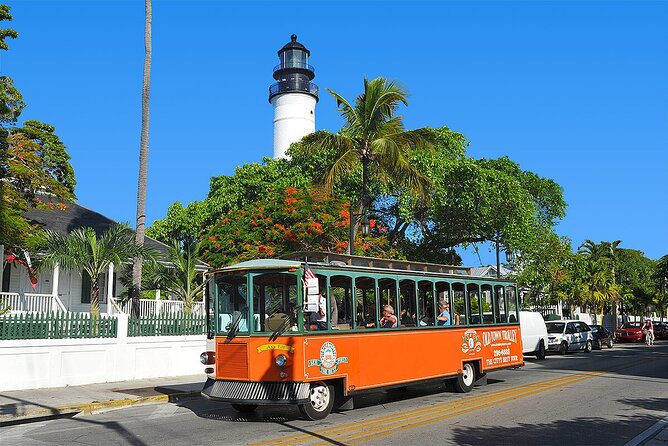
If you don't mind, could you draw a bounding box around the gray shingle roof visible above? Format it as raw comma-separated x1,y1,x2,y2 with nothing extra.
24,199,209,270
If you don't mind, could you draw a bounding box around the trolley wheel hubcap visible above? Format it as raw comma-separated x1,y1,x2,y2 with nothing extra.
309,384,330,412
462,363,475,387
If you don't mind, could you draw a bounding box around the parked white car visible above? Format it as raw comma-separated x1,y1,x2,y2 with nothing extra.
545,320,594,354
519,311,548,360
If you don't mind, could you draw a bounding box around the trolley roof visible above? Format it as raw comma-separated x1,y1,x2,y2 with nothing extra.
207,252,513,282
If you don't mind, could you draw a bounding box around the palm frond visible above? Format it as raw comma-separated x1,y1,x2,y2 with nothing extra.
325,149,360,194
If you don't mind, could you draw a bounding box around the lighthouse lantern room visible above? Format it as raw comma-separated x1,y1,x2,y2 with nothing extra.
269,34,319,160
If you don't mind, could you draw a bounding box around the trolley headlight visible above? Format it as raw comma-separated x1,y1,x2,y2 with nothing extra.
275,354,287,367
200,351,215,365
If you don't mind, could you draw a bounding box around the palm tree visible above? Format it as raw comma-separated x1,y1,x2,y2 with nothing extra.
39,224,154,317
131,0,152,316
302,77,432,250
153,240,205,314
579,240,622,327
119,240,204,314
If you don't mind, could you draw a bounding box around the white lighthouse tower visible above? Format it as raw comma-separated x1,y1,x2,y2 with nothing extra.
269,34,319,160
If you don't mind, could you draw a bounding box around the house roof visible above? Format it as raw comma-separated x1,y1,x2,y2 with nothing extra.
24,199,209,270
471,265,512,278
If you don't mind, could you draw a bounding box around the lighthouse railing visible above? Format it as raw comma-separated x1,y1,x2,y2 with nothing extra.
269,81,319,98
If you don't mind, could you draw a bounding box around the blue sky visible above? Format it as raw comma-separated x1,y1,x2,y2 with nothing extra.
3,1,667,265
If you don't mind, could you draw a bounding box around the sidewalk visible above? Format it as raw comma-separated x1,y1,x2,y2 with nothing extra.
0,375,204,426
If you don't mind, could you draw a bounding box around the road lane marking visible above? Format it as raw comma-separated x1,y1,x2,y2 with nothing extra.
249,357,656,446
312,374,599,446
249,372,595,446
624,414,668,446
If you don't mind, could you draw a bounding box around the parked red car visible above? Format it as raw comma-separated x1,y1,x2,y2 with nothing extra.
615,322,644,342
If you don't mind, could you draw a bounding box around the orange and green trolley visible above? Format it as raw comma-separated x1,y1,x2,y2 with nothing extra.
200,252,523,420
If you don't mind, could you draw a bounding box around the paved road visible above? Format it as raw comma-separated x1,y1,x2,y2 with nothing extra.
1,341,666,446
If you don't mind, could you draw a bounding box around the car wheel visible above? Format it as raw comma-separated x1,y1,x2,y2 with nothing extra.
231,403,258,414
299,381,335,420
453,362,476,393
559,341,568,355
535,340,546,360
584,340,593,353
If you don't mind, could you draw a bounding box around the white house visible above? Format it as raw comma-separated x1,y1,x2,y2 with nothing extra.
1,200,208,315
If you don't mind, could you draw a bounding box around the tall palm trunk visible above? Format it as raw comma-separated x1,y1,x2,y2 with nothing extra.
90,278,100,317
349,154,369,254
131,0,152,317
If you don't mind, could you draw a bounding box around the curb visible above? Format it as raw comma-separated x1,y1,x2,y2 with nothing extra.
0,390,202,427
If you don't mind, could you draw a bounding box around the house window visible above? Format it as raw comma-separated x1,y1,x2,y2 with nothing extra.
2,263,10,292
81,271,91,303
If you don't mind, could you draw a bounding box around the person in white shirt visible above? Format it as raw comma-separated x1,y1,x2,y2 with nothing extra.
309,295,327,330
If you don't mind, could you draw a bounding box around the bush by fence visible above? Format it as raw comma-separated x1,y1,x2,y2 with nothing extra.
128,313,206,337
0,312,117,340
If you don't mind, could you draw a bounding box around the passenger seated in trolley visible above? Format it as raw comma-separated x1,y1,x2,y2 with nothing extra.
367,304,398,328
307,294,328,330
380,305,398,327
420,306,435,326
436,299,451,326
363,305,398,328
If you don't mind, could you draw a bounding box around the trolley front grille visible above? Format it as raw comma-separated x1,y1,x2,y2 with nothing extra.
201,378,310,404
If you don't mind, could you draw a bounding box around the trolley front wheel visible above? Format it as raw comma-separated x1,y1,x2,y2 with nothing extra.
299,381,335,420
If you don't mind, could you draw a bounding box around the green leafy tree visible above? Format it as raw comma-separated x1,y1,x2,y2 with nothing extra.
132,240,205,314
395,155,566,264
198,186,400,267
614,247,657,316
512,231,573,309
301,77,433,248
0,6,75,251
0,5,21,123
148,158,311,244
39,224,155,317
654,255,668,320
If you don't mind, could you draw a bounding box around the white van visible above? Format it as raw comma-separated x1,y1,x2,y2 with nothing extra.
519,311,549,360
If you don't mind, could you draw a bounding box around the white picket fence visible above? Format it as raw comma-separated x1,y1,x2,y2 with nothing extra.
0,292,67,313
109,297,205,316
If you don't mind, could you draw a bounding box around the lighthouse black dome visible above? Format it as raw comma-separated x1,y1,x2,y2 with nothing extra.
278,34,310,55
269,34,319,103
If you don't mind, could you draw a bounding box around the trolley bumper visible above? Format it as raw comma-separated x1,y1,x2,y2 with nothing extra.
201,378,311,405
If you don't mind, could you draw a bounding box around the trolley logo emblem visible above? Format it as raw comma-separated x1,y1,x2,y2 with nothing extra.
461,329,482,354
308,341,348,375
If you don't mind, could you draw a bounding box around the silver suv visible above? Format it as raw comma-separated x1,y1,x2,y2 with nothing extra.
545,320,594,355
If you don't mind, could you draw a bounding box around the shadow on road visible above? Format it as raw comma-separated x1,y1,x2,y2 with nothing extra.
450,413,663,446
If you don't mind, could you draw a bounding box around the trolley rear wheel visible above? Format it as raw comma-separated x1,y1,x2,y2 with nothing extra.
453,362,476,393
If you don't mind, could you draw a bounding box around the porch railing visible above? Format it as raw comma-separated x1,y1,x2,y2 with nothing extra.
109,298,204,316
1,292,67,313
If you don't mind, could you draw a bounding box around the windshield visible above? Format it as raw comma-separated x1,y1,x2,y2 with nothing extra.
546,322,565,334
209,270,300,335
253,272,298,333
214,273,249,335
622,322,641,329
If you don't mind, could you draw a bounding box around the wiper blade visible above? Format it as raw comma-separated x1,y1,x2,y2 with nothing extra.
225,312,243,341
269,316,291,342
